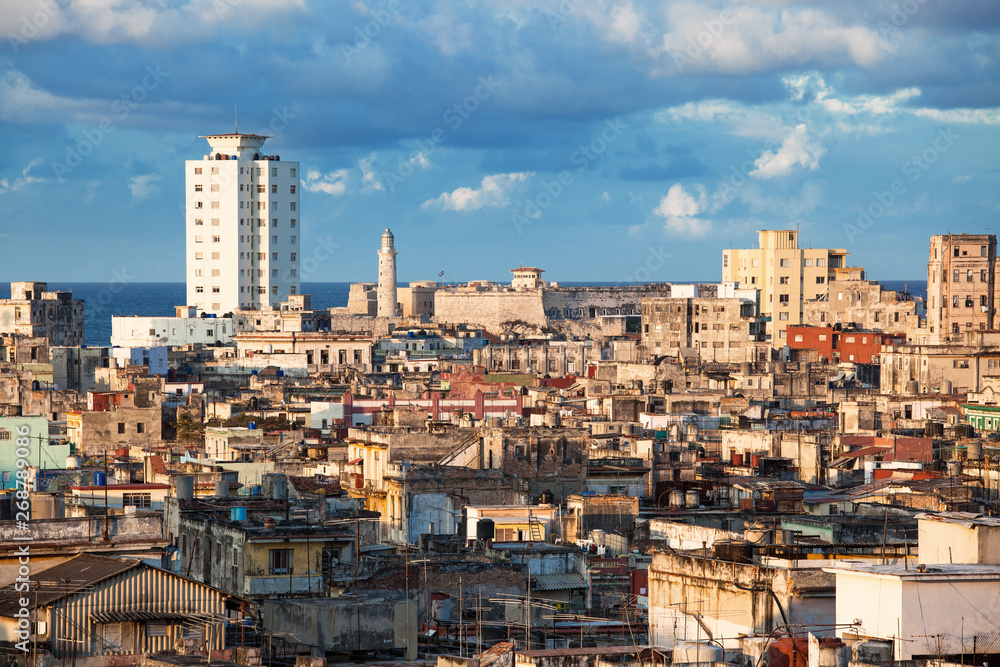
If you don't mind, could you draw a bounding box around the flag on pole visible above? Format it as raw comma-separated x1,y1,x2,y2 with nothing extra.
438,270,445,277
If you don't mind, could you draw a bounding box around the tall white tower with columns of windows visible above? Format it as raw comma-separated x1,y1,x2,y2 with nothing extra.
185,133,300,314
377,229,397,317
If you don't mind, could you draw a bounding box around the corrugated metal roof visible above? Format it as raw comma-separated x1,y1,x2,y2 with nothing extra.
0,554,141,618
90,611,195,624
531,573,588,590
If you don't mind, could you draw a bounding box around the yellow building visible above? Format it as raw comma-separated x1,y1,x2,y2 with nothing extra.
722,230,858,344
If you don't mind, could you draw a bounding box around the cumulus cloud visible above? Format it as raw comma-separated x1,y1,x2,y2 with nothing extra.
751,124,826,179
422,172,532,212
303,169,349,196
653,183,711,237
128,173,159,200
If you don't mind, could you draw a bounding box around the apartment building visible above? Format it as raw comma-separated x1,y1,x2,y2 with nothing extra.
0,281,84,346
926,234,996,343
186,133,300,314
721,230,856,344
641,287,766,363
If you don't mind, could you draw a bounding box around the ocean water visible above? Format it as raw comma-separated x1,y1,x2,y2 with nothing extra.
0,280,927,347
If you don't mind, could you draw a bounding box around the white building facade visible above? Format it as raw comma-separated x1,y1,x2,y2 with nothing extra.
186,133,300,314
111,314,233,348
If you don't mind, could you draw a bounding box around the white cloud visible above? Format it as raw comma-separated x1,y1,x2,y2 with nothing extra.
0,157,45,195
656,4,891,75
358,153,384,193
0,0,307,46
422,172,532,212
751,124,826,179
911,107,1000,125
128,173,159,200
404,151,431,170
953,175,972,183
653,183,711,237
303,169,349,196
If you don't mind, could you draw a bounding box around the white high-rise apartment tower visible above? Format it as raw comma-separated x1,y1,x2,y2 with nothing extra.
186,133,300,314
377,228,397,317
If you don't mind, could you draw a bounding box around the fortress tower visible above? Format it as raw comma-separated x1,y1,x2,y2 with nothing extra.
377,228,397,317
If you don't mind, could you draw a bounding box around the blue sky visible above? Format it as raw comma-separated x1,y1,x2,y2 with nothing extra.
0,0,997,285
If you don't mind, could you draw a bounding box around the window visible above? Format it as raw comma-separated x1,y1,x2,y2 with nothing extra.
194,218,203,226
983,295,989,307
816,276,825,284
290,219,296,228
194,269,203,276
195,286,204,293
804,258,814,266
818,334,827,341
816,258,826,267
779,276,789,285
257,185,265,193
272,252,278,260
272,269,278,277
271,184,277,193
794,335,803,342
290,168,296,177
212,236,220,243
271,167,278,177
290,185,296,194
290,202,296,211
779,312,789,320
195,252,203,260
779,294,790,304
211,252,220,260
982,270,988,282
195,201,203,208
290,253,296,261
953,295,959,308
780,259,790,267
194,167,202,174
118,423,126,434
983,246,989,257
123,492,151,508
211,184,219,192
211,218,220,226
954,269,961,282
968,269,974,283
211,201,219,208
194,184,203,192
212,286,220,293
211,167,219,175
146,622,169,638
290,236,296,243
271,286,278,294
290,269,297,276
272,218,277,226
272,235,278,244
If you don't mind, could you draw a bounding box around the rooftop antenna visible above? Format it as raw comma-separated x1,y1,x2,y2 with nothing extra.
235,102,238,134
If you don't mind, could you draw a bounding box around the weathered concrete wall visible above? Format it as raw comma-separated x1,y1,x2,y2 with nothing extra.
260,598,416,656
648,518,742,550
0,514,163,548
648,550,834,649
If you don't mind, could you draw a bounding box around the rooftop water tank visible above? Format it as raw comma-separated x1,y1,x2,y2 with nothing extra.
176,476,195,500
215,480,230,497
231,506,247,522
673,642,723,664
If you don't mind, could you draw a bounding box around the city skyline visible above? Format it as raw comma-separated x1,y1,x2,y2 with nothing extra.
0,1,997,285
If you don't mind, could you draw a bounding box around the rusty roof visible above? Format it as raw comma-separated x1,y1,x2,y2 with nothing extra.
0,554,141,617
